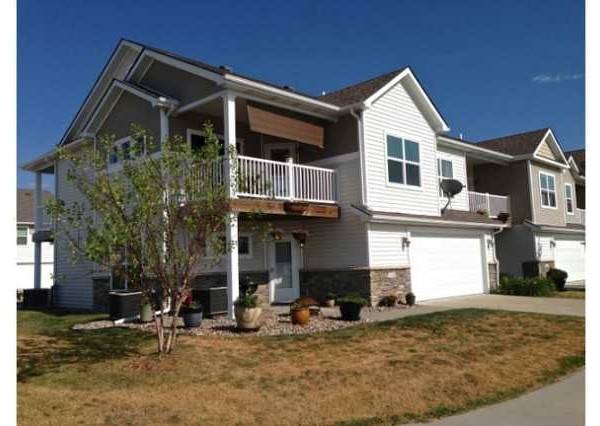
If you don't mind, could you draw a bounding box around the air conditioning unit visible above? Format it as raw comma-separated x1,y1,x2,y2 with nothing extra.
193,287,228,317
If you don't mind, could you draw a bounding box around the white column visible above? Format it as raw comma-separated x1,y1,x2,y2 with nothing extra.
223,92,239,318
159,108,169,145
33,171,42,289
286,157,295,200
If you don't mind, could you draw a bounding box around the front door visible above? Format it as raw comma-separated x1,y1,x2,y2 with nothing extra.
269,239,300,303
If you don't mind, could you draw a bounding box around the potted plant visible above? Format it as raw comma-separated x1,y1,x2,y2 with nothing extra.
338,295,369,321
180,292,203,328
139,293,153,323
290,297,317,325
234,293,262,331
291,229,309,247
405,292,416,306
271,228,284,241
324,292,337,308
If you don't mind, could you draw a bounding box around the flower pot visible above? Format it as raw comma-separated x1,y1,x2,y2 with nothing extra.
324,299,335,308
182,311,203,328
405,293,416,306
291,307,310,325
234,306,263,331
339,302,362,321
139,303,153,323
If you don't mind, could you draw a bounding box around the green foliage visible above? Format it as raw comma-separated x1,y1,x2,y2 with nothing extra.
234,293,259,309
547,268,568,291
337,294,369,307
326,292,337,301
497,275,556,297
378,295,398,307
290,296,318,311
405,292,416,306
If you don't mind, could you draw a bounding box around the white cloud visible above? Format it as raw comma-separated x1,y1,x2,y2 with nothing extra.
532,73,584,84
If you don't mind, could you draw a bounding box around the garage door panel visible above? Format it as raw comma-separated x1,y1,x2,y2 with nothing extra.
554,238,585,282
411,233,485,301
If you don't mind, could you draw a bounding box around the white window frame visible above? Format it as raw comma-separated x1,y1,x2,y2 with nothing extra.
186,128,244,155
264,142,298,162
205,233,253,259
539,171,557,209
107,135,147,171
17,225,28,246
437,157,454,197
384,132,422,189
565,183,574,215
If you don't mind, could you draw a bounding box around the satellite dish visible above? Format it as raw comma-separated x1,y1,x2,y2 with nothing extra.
440,179,465,213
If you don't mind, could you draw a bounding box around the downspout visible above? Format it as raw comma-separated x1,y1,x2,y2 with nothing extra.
350,108,368,208
490,227,504,288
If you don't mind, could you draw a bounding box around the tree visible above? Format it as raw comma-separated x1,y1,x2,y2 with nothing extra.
47,121,240,353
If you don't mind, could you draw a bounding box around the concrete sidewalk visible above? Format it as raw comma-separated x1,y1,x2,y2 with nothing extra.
406,370,585,426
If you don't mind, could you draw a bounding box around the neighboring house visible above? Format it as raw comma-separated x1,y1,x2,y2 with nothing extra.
460,129,584,284
24,38,552,315
17,188,54,289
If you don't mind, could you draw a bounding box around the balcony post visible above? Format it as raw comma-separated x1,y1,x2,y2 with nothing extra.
486,192,491,215
287,157,295,200
225,212,239,319
223,92,237,199
33,171,42,289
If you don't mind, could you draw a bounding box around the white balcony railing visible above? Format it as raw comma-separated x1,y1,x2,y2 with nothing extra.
193,155,337,204
468,191,510,218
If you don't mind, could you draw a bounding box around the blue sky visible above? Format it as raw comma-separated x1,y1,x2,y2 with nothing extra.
17,0,584,189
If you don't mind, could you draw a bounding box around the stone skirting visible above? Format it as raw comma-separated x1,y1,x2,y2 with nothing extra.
191,271,270,305
488,263,498,291
299,268,411,307
522,261,555,278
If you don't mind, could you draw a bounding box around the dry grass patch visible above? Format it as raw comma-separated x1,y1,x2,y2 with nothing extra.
18,308,584,425
553,290,585,299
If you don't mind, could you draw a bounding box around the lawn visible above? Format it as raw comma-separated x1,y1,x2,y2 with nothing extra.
17,308,584,425
553,290,585,300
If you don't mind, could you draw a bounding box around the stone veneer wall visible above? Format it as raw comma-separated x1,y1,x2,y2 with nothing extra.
488,263,498,291
299,268,411,306
191,271,270,305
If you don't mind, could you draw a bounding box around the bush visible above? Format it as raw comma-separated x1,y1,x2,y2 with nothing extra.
337,294,369,307
497,275,556,297
547,268,568,291
234,293,259,309
378,295,398,307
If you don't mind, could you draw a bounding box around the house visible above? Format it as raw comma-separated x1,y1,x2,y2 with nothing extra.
22,39,519,316
16,188,54,289
461,129,585,284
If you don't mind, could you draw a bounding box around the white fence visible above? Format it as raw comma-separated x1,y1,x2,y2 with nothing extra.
468,191,510,218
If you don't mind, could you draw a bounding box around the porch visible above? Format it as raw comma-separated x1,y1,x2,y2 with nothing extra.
467,190,511,218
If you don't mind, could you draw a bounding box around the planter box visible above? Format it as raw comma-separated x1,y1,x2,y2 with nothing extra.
23,289,51,308
109,290,142,320
194,287,227,317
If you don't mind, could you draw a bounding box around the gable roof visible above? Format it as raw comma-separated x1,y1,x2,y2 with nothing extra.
17,189,53,224
475,128,550,155
565,149,585,175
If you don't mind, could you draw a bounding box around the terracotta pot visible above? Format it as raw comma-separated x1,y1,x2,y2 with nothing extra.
291,307,310,325
234,306,263,331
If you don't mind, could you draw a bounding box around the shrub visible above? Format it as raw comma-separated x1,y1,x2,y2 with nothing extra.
337,294,369,307
497,275,555,297
234,293,259,309
547,268,568,291
378,295,398,307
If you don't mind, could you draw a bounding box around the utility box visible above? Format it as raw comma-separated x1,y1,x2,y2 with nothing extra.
194,287,227,317
109,290,142,320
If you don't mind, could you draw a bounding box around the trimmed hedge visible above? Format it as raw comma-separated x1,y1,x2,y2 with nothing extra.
547,268,568,292
497,275,556,297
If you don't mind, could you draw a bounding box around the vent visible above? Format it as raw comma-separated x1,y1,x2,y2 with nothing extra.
283,85,295,92
219,65,233,72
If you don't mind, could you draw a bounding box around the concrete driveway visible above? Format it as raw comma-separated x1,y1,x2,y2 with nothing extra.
419,294,585,317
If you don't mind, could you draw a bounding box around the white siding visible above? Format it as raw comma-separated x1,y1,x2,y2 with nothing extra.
53,159,95,310
536,234,555,261
17,225,54,288
367,223,410,268
363,80,439,216
436,146,469,211
195,231,268,274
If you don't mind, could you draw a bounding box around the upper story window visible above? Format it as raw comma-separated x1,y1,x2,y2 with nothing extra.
386,135,420,186
17,226,28,245
437,158,453,196
186,129,244,156
565,183,574,214
539,172,557,208
108,136,145,167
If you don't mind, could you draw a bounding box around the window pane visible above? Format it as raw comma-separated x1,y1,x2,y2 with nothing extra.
549,192,556,207
387,160,404,184
567,199,573,213
238,236,250,255
386,136,403,159
565,185,572,198
405,140,420,163
191,134,206,151
540,174,548,189
541,191,549,206
406,164,421,186
17,227,28,238
547,175,555,190
441,159,453,178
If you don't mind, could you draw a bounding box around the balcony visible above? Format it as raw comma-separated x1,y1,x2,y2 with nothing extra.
468,191,510,218
567,208,585,226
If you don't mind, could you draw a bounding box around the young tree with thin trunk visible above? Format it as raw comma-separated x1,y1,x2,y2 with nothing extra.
47,121,239,353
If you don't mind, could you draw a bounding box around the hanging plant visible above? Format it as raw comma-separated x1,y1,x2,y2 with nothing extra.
271,228,284,241
292,229,309,247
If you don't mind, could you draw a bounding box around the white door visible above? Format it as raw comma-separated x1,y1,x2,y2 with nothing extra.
554,237,585,282
410,233,486,301
269,239,300,302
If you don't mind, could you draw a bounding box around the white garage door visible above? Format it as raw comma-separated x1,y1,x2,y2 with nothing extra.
410,233,486,301
554,238,585,282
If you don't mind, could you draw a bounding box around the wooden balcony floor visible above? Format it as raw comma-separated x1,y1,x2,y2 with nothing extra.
229,198,339,219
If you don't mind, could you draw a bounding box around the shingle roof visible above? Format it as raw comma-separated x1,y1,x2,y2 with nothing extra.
474,128,550,156
317,68,407,106
564,149,585,175
17,189,53,224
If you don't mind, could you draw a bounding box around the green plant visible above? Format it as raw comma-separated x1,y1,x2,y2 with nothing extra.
497,275,556,297
234,293,259,309
181,292,203,313
378,295,398,307
326,292,337,301
476,209,490,217
405,292,416,306
547,268,568,292
337,294,369,307
290,296,318,311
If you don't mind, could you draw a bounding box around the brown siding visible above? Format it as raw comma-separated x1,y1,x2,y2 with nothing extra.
529,162,567,227
473,161,531,224
139,61,221,106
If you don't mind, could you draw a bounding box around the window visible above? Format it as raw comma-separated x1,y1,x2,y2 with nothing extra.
207,235,252,258
565,183,574,214
17,226,28,245
386,135,420,186
540,172,557,208
187,129,244,156
437,158,453,196
108,136,145,167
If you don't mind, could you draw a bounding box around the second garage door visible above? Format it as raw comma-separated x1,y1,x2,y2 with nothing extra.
410,233,486,301
554,237,585,283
